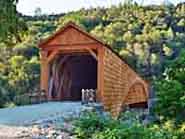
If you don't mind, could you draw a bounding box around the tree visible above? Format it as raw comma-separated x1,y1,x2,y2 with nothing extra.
0,0,27,44
34,7,42,17
0,0,18,42
155,50,185,122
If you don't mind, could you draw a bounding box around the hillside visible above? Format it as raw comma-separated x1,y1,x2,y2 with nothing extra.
0,2,185,111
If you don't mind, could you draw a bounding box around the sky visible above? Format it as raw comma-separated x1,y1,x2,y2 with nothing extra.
17,0,184,16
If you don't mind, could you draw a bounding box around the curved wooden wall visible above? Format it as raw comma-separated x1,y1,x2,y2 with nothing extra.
102,47,148,117
125,82,147,105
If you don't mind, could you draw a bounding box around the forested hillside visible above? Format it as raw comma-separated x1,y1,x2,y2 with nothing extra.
0,2,185,120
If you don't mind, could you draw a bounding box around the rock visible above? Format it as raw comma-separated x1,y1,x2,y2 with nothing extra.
56,132,71,139
81,103,104,115
0,102,106,139
46,129,59,138
56,135,63,139
81,105,95,113
60,122,74,133
143,114,160,125
31,125,41,134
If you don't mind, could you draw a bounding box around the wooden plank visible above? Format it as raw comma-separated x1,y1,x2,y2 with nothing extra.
97,48,101,102
97,47,104,102
40,51,50,100
39,22,107,49
46,27,96,46
58,50,88,54
100,47,105,103
47,50,58,63
42,43,100,51
85,48,98,61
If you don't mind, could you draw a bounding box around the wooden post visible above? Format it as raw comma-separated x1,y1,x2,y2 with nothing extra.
40,50,50,100
97,47,104,102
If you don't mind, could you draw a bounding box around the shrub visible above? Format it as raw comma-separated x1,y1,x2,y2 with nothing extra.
154,80,185,121
0,77,10,108
92,125,148,139
154,50,185,122
73,112,185,139
3,102,16,108
73,112,120,139
14,94,30,106
0,88,9,108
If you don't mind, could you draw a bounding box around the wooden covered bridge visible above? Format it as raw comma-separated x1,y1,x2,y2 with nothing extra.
38,22,149,117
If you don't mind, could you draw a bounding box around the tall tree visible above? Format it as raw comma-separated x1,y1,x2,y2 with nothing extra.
0,0,26,43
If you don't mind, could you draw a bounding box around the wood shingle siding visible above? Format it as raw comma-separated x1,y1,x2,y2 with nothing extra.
103,48,148,116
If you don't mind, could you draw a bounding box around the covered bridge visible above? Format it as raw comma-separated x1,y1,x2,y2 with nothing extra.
38,22,149,117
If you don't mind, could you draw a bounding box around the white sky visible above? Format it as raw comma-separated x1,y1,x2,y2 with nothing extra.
17,0,184,16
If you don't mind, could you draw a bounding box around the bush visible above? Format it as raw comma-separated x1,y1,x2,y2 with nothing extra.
3,102,16,108
154,50,185,123
0,88,9,108
14,94,30,106
8,55,40,96
73,112,185,139
93,125,148,139
0,77,10,108
74,112,120,139
154,80,185,121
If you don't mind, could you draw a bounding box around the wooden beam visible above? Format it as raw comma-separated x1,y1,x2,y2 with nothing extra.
58,49,88,54
100,48,105,103
122,78,140,104
97,47,104,102
40,51,50,100
55,55,70,100
42,43,99,51
40,50,48,58
47,50,58,63
86,48,97,61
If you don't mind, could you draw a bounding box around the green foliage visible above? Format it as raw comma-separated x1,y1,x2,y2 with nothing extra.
0,45,40,106
154,50,185,122
73,112,185,139
8,56,40,95
155,80,185,120
0,0,27,43
14,94,30,106
0,76,10,108
74,112,120,139
3,102,16,108
0,0,18,41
